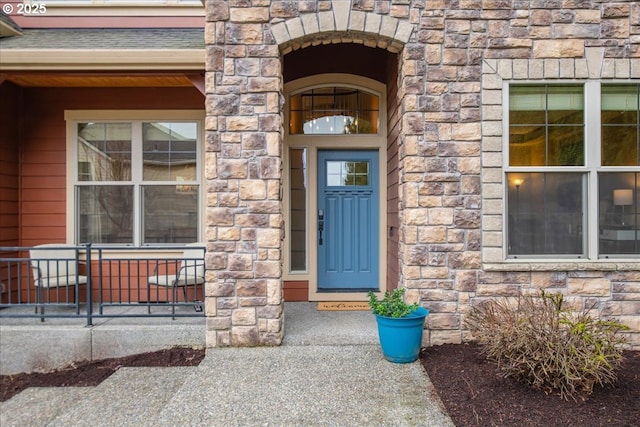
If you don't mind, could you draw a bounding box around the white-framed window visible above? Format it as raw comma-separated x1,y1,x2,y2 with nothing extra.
505,82,639,259
66,111,203,246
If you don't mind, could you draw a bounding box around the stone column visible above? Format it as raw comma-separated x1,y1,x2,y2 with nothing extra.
204,1,284,347
396,2,482,346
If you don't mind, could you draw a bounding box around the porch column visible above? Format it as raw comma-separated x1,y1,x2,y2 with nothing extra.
395,3,482,347
204,1,284,347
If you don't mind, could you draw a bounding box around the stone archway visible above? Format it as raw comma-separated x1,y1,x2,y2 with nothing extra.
270,6,413,54
204,2,413,348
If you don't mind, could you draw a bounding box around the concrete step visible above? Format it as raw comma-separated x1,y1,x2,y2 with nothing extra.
47,366,197,426
0,387,91,427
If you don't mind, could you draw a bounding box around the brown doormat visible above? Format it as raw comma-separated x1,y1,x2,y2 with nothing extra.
317,301,370,311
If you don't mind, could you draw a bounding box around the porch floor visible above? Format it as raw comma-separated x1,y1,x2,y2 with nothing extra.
284,301,378,346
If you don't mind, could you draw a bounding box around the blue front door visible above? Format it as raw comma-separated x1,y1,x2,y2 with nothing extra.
317,150,379,291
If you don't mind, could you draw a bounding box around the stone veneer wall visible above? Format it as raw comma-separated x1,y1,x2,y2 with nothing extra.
205,0,640,349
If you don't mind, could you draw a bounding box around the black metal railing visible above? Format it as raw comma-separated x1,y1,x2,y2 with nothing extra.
0,243,206,325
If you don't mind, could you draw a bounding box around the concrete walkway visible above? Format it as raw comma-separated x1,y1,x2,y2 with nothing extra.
0,303,455,426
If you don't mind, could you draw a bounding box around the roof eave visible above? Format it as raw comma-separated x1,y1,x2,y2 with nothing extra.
0,12,23,37
0,49,205,71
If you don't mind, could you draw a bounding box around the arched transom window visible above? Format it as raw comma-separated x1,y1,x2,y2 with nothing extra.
289,87,380,135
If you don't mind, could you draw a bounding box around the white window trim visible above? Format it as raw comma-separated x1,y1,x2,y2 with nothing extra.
65,110,205,247
501,80,640,263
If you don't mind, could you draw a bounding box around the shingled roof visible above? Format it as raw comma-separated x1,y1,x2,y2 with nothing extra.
0,28,204,49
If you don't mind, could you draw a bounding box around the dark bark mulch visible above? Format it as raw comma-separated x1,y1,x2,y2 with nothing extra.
420,342,640,427
0,347,205,402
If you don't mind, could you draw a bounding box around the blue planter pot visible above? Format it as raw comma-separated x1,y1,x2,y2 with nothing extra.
374,306,429,363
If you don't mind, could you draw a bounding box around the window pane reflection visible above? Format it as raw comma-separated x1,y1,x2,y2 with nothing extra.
289,148,307,271
507,173,585,256
142,186,198,244
601,85,640,166
599,172,639,256
509,85,584,166
326,161,369,186
77,123,131,182
77,185,133,244
290,87,379,135
143,122,197,181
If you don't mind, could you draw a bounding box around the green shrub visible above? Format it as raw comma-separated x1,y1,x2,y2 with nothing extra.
465,290,628,400
367,288,418,318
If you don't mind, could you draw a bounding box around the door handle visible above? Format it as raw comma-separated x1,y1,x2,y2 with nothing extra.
318,209,324,245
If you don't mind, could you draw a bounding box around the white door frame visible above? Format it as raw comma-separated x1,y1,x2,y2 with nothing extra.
283,74,388,301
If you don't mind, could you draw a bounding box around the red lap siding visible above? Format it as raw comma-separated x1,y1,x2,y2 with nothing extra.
18,86,204,246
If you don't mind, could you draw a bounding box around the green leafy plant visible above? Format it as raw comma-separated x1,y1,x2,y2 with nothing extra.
367,288,419,318
465,290,629,400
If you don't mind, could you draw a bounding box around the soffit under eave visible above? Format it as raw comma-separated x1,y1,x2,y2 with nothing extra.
1,73,207,89
0,49,205,71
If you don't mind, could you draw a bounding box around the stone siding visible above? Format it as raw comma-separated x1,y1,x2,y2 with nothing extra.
205,0,285,347
205,1,640,349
